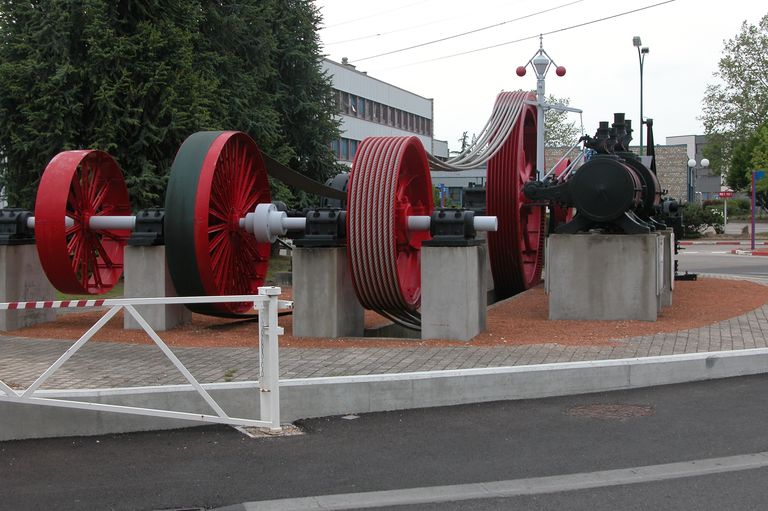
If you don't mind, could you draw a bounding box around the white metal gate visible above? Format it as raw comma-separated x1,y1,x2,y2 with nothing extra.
0,287,288,432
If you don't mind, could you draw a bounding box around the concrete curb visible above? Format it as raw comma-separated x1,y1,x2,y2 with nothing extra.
679,240,768,246
730,249,768,256
3,348,768,441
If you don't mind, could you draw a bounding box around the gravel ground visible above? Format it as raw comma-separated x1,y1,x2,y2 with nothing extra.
3,277,766,349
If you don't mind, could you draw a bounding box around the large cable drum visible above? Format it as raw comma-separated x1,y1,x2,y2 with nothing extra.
486,91,544,298
165,131,271,316
347,136,434,329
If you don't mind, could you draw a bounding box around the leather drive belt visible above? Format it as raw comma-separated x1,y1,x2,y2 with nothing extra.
262,154,347,200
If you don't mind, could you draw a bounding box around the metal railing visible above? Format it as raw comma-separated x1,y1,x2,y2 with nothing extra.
0,287,289,432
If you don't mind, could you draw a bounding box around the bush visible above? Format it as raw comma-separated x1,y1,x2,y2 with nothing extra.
682,203,724,237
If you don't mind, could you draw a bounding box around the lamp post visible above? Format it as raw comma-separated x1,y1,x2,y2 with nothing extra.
515,36,570,180
687,158,709,203
633,36,650,155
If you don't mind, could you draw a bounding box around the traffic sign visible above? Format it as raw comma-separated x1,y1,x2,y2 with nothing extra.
718,191,734,198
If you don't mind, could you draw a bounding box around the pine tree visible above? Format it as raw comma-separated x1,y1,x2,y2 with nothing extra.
0,0,340,209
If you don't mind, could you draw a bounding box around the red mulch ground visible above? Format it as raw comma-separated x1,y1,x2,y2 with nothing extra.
4,278,767,349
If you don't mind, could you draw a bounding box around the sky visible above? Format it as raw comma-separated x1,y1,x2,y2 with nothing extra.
315,0,767,153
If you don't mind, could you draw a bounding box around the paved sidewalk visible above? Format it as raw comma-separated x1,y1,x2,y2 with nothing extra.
2,295,767,391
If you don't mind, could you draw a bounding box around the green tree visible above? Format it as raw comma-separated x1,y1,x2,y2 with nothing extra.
701,13,768,188
450,131,470,156
544,95,580,147
0,0,340,210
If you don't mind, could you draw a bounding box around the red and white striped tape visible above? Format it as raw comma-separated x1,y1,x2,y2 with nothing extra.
0,299,106,310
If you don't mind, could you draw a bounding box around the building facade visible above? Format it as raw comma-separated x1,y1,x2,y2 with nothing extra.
321,58,448,164
666,135,719,201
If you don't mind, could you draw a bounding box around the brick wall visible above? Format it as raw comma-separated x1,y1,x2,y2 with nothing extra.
544,145,689,200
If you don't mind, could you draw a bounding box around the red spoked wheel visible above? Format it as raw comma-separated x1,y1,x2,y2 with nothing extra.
550,158,574,231
347,136,433,330
487,92,545,298
35,150,131,294
165,131,271,316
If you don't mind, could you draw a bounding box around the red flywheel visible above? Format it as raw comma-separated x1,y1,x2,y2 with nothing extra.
165,131,271,316
35,150,131,294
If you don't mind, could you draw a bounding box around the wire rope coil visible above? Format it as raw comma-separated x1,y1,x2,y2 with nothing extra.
427,90,528,172
487,91,545,298
347,136,433,330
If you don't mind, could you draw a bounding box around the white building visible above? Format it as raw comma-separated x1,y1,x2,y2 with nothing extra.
321,58,448,164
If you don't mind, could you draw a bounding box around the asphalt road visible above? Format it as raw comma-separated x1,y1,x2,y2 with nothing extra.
4,375,768,510
2,235,766,511
677,244,768,281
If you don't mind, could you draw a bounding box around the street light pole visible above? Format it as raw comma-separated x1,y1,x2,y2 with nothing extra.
687,158,710,204
633,36,649,155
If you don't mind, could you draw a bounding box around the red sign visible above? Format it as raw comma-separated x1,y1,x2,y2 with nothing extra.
719,191,734,198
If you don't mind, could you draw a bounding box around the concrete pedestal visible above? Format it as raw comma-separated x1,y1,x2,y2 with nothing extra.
546,233,662,321
123,246,191,331
421,243,487,341
293,246,364,338
660,229,674,307
478,231,495,304
0,245,56,330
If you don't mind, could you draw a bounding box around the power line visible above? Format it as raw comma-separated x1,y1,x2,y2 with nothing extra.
354,0,584,62
389,0,677,68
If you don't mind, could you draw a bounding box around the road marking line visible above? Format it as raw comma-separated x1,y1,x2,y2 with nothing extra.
229,452,768,510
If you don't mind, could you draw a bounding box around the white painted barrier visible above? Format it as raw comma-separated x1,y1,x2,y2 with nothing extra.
0,288,289,432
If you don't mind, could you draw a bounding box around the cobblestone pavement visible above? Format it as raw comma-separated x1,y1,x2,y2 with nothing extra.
1,299,766,391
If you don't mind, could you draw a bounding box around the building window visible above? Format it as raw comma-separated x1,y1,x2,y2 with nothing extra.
333,90,433,136
340,138,349,160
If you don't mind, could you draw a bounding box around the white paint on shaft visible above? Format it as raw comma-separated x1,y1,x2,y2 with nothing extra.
251,203,306,243
26,216,131,230
407,215,498,232
474,216,497,231
282,217,306,231
407,216,431,231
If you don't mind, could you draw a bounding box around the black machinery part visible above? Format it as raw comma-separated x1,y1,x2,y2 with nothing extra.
422,208,483,247
567,155,643,222
320,172,350,209
0,208,34,245
128,208,166,246
294,208,347,248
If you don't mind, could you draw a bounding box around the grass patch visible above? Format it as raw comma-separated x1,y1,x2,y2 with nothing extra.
55,280,125,300
266,255,292,284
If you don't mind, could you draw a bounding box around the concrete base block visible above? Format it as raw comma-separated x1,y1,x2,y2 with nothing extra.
421,244,487,341
293,247,364,338
546,233,661,321
123,246,191,331
477,232,495,304
660,229,674,307
0,245,56,330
